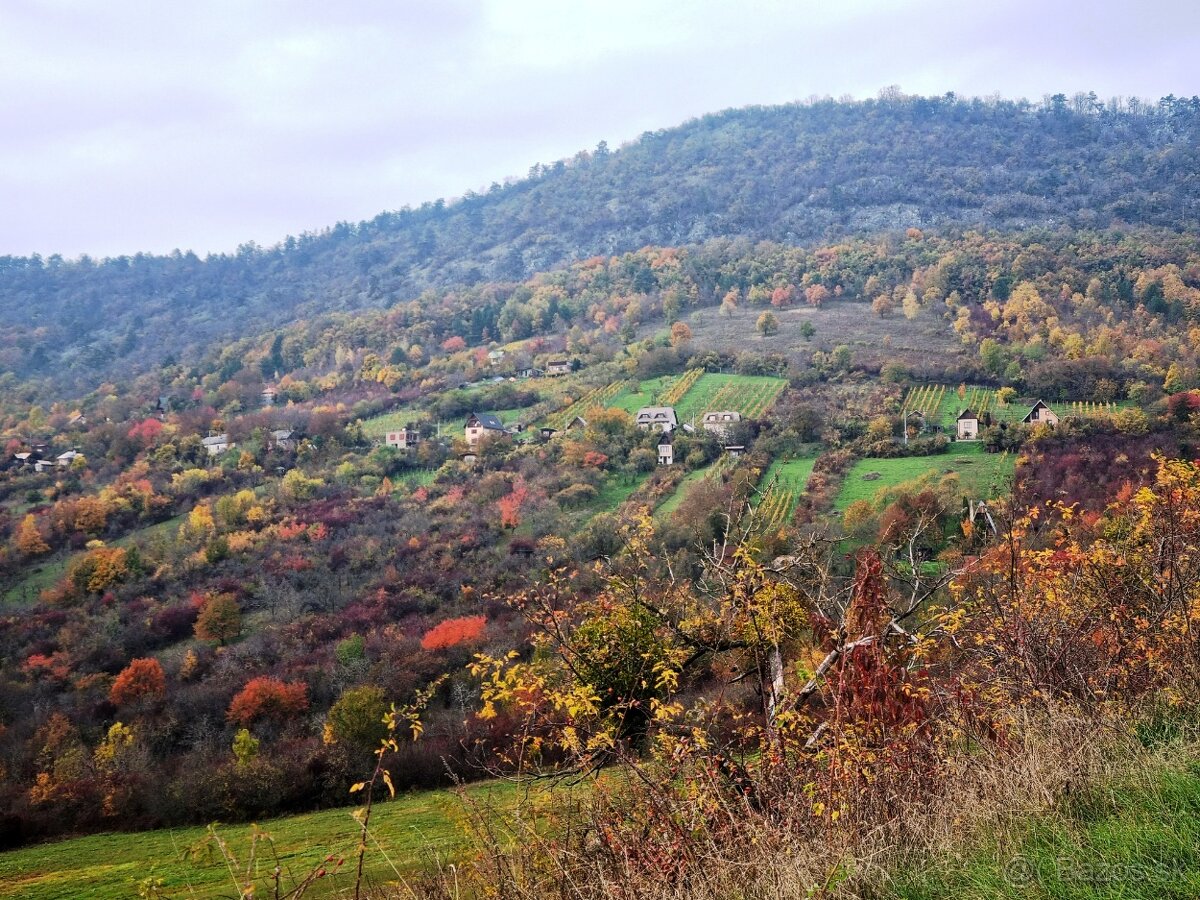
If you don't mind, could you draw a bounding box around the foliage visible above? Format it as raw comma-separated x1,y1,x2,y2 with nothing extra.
226,677,309,726
421,615,487,651
109,658,166,708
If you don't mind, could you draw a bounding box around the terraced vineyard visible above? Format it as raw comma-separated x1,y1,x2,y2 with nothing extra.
545,381,623,430
672,373,788,423
753,457,816,531
903,385,1120,429
658,368,704,406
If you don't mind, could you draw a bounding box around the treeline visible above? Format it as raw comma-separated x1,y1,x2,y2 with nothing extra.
2,91,1199,392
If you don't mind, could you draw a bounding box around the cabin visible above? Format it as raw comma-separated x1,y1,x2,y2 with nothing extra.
539,426,558,440
465,412,507,446
270,429,297,451
55,450,81,468
657,431,674,466
636,406,678,432
724,444,746,458
516,367,543,379
202,433,233,457
546,359,573,376
68,411,87,428
33,459,56,473
385,424,421,451
702,410,742,435
956,408,980,441
1022,400,1060,428
565,415,588,431
487,349,506,364
261,386,277,407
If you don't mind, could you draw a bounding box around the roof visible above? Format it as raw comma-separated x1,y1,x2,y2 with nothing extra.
271,429,294,440
658,431,673,444
201,433,230,446
635,406,678,424
1022,400,1055,422
467,412,505,431
56,450,79,460
957,408,978,420
703,410,742,422
547,359,570,366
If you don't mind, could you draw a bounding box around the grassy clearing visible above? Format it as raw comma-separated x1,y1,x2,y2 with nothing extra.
359,407,429,439
655,465,717,518
606,376,676,415
2,514,185,606
892,758,1200,899
591,472,651,513
835,444,1014,512
0,779,542,900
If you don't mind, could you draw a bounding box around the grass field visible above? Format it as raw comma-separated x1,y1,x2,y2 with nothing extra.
835,444,1015,512
2,514,185,606
0,779,547,899
892,755,1200,899
606,376,676,415
359,407,429,439
903,384,1123,430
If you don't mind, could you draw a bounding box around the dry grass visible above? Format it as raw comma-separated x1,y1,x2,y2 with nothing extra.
367,711,1196,900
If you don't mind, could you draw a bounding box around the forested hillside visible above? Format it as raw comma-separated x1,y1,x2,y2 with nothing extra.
2,92,1199,394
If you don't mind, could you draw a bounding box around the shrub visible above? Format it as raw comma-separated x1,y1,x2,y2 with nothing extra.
227,677,309,726
421,615,487,651
109,658,166,707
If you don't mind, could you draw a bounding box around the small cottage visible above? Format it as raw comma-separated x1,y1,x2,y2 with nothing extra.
539,426,558,440
517,366,543,379
202,433,233,457
385,424,421,451
635,406,678,432
546,359,573,376
956,408,980,441
724,444,746,458
657,431,674,466
465,412,507,446
1022,400,1060,427
56,450,81,468
270,429,297,451
261,386,277,407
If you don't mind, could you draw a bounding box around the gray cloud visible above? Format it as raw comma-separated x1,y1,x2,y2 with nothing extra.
1,0,1196,258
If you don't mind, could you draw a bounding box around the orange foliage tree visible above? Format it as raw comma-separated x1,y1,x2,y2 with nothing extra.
110,658,166,707
421,615,487,650
496,479,529,529
227,677,309,726
14,514,50,556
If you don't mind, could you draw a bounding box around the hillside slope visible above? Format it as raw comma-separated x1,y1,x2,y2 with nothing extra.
1,93,1199,390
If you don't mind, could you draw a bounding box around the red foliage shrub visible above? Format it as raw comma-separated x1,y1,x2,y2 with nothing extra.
110,658,166,706
127,418,165,444
421,615,487,651
227,677,309,725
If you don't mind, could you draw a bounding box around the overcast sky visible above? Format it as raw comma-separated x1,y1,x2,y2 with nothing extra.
2,0,1197,259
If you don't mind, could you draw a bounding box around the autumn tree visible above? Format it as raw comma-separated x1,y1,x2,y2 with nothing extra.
110,658,166,707
421,615,487,650
194,593,241,645
871,294,894,317
756,312,779,336
14,514,49,556
497,479,529,529
669,322,693,348
227,677,309,726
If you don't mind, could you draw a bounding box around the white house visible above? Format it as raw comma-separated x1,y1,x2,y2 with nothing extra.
956,409,980,441
702,410,742,436
385,424,421,450
657,431,674,466
636,406,678,432
1022,400,1060,427
465,412,507,447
